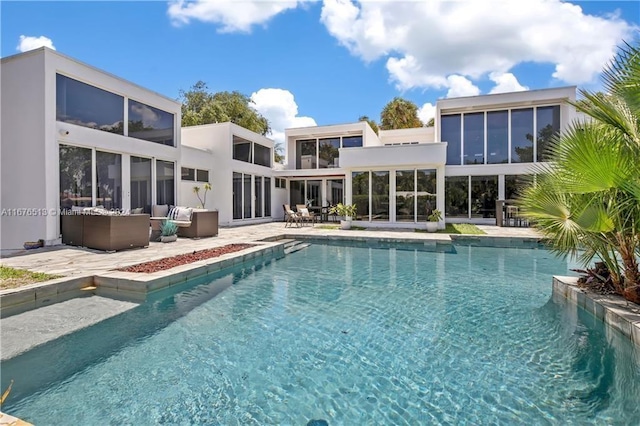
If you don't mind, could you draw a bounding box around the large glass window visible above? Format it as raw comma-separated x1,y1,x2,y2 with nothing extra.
264,177,271,217
181,167,195,181
327,179,344,206
342,136,363,148
130,156,152,213
396,170,415,222
487,111,508,164
505,175,533,200
96,151,122,210
417,169,437,222
156,160,175,206
296,139,317,169
319,138,340,168
60,145,93,209
243,174,252,219
352,172,369,220
255,177,263,218
445,176,469,218
306,180,322,207
233,172,242,220
290,180,305,208
253,143,271,167
196,169,209,183
128,100,175,146
442,114,462,165
371,171,389,222
511,108,534,163
233,136,252,163
471,176,498,218
536,106,560,162
56,74,124,135
463,113,484,165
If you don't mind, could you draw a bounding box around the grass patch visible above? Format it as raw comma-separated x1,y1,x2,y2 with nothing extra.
415,223,486,235
316,224,340,230
0,266,61,290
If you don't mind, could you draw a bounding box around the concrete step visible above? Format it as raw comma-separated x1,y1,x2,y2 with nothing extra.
283,241,310,255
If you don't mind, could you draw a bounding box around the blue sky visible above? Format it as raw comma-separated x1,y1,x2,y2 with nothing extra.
2,1,638,144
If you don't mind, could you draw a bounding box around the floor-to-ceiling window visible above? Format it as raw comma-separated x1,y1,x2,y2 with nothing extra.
352,172,369,220
442,114,462,165
306,180,322,207
417,169,437,221
130,156,152,213
264,177,271,217
445,176,469,218
396,170,414,222
511,108,534,163
505,175,533,200
255,177,263,218
290,180,305,207
233,172,242,220
371,171,389,221
59,145,93,209
327,179,344,206
243,174,252,219
487,110,508,164
463,113,484,165
470,176,498,218
156,160,175,206
96,151,122,210
536,106,560,162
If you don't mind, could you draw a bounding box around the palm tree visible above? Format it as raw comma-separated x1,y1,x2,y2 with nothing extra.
379,97,424,130
519,42,640,303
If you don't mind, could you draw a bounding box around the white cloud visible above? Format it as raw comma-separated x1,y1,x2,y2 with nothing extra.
16,35,55,52
320,0,637,90
488,72,529,94
250,88,317,150
167,0,307,32
130,103,160,127
446,75,480,98
417,102,435,125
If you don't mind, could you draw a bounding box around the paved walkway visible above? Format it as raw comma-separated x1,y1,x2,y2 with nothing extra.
0,222,541,278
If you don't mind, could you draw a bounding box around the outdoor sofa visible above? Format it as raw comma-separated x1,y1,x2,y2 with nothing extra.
151,205,219,239
61,209,150,251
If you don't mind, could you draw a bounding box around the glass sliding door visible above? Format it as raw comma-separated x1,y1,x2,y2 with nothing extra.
445,176,469,218
233,172,242,220
96,151,122,210
59,145,93,209
130,156,152,213
396,170,415,222
371,171,389,221
471,176,498,218
156,160,175,206
243,174,252,219
306,180,321,208
264,177,271,217
255,176,263,218
290,180,305,208
417,169,437,221
352,172,369,221
505,175,532,200
327,179,344,206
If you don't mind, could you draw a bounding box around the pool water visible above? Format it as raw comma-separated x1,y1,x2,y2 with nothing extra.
3,242,640,424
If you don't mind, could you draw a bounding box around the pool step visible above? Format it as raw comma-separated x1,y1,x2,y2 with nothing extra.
283,240,310,255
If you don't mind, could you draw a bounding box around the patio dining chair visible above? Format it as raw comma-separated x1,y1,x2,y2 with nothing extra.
284,204,301,228
296,204,317,226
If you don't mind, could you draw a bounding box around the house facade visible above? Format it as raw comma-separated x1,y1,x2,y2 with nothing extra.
275,86,577,228
1,47,181,250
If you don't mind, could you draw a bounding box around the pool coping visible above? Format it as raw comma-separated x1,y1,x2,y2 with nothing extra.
0,233,545,318
552,276,640,347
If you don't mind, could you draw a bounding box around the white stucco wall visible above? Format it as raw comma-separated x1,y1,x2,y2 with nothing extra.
379,127,434,144
179,145,214,209
1,47,182,250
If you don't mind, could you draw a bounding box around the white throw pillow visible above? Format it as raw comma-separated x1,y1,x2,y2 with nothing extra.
299,208,309,216
175,207,193,222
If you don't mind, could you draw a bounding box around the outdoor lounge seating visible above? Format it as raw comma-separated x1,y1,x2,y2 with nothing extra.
283,204,301,228
62,212,150,251
296,205,317,226
150,205,218,239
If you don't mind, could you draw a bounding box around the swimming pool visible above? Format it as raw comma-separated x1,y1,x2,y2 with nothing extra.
2,242,640,424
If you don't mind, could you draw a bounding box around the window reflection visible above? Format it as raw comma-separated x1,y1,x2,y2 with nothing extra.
156,160,175,206
233,136,252,163
487,111,508,164
352,172,369,220
296,139,317,169
131,156,152,213
511,108,534,163
463,113,484,164
442,115,462,165
96,151,122,210
536,106,560,162
396,170,415,222
253,144,271,167
471,176,497,218
417,169,437,221
371,171,389,221
59,145,93,209
445,176,469,218
128,100,175,146
56,74,124,134
319,138,340,168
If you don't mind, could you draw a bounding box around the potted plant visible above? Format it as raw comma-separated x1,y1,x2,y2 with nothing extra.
160,220,178,243
330,203,357,230
426,209,442,233
192,183,212,209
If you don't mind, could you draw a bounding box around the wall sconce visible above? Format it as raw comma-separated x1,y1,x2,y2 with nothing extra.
59,129,70,136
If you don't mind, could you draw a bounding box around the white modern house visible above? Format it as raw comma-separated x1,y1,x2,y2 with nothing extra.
180,122,278,226
275,86,577,228
0,46,579,250
1,47,181,250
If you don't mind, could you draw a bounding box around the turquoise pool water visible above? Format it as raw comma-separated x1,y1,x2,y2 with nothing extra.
3,242,640,424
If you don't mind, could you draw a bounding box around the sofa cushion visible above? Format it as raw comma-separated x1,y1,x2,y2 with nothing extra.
172,220,192,228
175,207,193,222
152,204,169,218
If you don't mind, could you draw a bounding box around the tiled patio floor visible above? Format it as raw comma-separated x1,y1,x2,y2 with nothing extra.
0,222,541,278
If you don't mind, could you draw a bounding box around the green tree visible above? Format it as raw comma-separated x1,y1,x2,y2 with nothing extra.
426,117,435,127
274,143,285,164
359,115,379,134
519,41,640,303
179,81,271,136
379,97,424,130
